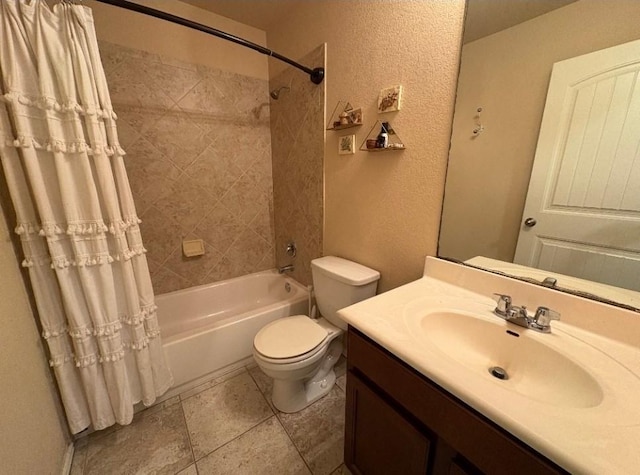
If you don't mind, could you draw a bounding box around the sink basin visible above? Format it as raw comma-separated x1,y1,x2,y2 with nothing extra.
408,309,604,409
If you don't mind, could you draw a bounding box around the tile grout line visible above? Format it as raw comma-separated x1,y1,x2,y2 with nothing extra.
79,440,88,475
190,414,275,466
274,410,315,475
246,369,315,475
178,368,248,404
183,369,273,466
178,399,198,474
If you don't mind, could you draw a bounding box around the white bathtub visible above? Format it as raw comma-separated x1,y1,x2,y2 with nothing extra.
156,270,309,389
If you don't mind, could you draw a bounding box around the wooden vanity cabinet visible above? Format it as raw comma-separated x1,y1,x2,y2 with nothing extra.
344,327,567,475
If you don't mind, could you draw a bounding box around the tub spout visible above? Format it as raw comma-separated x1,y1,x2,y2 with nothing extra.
278,264,294,274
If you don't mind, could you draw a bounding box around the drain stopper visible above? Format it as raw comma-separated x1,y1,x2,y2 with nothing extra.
489,366,508,380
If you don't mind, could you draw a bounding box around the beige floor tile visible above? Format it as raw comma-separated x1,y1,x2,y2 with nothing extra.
180,367,248,401
196,416,310,475
335,356,346,378
335,356,347,392
330,464,353,475
247,364,275,410
248,365,272,395
84,401,192,475
134,396,181,417
70,438,88,475
177,464,198,475
183,372,273,459
278,387,346,475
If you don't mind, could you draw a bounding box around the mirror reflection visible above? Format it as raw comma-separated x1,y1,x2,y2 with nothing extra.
439,0,640,310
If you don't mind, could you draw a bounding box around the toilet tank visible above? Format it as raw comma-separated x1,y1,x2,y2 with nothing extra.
311,256,380,330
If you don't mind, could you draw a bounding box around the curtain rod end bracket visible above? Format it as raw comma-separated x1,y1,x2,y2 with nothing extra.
310,67,324,85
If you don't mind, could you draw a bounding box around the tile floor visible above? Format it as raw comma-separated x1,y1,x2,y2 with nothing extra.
70,359,350,475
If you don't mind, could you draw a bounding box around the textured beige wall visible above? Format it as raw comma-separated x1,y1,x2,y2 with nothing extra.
87,0,268,80
271,46,325,285
266,1,466,292
0,205,69,473
440,0,640,263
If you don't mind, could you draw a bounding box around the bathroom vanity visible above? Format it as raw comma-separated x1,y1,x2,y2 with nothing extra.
345,327,563,474
338,258,640,475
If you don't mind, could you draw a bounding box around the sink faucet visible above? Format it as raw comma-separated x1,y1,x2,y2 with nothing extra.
493,294,560,333
278,264,294,274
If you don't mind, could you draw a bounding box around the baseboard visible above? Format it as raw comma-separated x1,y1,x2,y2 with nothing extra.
61,442,74,475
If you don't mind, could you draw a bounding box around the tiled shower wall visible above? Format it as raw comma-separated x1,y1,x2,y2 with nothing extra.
100,42,275,294
270,45,326,285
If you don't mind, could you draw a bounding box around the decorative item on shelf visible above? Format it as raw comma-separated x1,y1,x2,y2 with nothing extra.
377,85,403,113
327,101,363,130
339,134,356,155
472,106,484,137
359,120,405,152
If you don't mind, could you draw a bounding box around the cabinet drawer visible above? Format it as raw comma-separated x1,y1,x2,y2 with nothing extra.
347,327,565,475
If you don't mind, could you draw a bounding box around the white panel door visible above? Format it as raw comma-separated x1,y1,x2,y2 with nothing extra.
514,39,640,292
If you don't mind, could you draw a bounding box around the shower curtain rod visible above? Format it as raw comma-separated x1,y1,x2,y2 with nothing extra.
93,0,325,84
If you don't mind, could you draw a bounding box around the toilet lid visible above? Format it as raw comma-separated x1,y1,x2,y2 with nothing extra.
254,315,328,359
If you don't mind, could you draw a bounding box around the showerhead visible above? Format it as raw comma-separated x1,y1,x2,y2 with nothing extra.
270,86,290,100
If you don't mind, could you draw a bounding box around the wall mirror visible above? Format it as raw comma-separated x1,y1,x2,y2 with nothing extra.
439,0,640,311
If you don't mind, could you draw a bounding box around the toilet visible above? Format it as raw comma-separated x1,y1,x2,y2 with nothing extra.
253,256,380,413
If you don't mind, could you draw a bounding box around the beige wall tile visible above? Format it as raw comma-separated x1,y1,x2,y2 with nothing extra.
108,43,276,294
139,206,184,265
152,267,193,294
153,175,213,232
162,239,223,286
194,203,246,255
143,110,213,170
270,45,325,286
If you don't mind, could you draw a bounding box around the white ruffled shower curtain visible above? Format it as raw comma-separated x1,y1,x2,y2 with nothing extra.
0,0,172,433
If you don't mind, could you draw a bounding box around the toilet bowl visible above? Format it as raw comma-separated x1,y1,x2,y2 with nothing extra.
253,315,342,413
253,256,380,413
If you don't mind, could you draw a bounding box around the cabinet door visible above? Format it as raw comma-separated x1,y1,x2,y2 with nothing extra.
345,371,432,475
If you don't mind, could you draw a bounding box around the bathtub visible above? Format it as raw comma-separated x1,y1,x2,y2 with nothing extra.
156,270,309,389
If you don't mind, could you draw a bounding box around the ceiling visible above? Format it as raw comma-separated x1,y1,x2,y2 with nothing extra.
181,0,578,45
463,0,578,44
181,0,300,31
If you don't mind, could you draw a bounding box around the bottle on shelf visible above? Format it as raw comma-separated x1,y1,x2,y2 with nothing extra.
377,122,390,148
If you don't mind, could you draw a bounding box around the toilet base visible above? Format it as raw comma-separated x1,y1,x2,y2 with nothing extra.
271,338,342,413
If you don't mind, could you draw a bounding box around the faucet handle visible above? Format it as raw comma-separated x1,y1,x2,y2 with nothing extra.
493,293,512,317
534,306,561,328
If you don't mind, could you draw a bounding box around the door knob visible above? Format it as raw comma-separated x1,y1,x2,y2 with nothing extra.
524,218,537,227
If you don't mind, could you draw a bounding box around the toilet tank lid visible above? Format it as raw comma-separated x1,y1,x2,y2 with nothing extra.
311,256,380,286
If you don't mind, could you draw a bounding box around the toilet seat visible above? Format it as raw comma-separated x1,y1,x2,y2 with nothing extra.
254,315,328,361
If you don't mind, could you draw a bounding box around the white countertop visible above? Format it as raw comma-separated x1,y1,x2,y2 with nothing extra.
338,271,640,474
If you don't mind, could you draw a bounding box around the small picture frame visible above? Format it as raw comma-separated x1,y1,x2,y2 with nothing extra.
377,85,403,113
339,134,356,155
